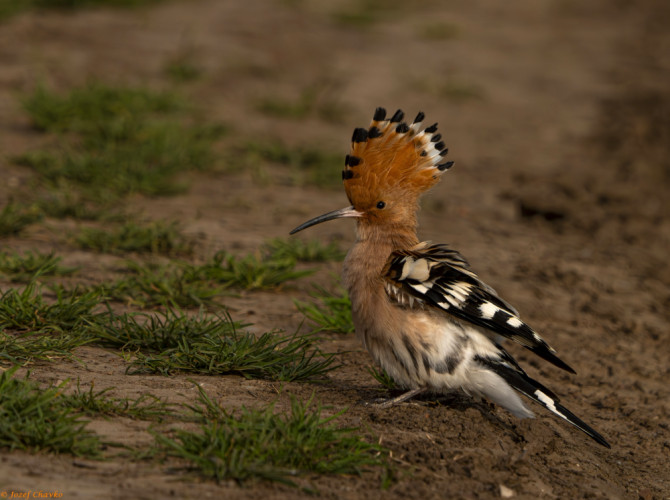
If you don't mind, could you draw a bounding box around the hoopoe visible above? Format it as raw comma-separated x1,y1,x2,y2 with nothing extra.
290,107,610,448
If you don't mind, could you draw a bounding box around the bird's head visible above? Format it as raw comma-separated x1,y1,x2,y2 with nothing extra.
290,107,453,236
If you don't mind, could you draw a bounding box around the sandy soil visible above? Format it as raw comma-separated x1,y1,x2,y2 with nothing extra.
0,0,669,498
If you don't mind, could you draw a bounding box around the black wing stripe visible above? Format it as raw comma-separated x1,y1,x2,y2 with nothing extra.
476,354,610,448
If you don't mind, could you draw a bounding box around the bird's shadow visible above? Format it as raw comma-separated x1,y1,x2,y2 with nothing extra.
356,386,484,412
356,386,527,441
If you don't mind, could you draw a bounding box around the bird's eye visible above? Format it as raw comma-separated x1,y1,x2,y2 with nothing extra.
376,201,386,209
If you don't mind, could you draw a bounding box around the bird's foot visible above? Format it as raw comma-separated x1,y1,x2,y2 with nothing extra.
364,387,428,408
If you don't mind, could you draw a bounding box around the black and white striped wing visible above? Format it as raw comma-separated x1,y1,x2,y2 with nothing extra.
383,243,576,374
476,350,610,448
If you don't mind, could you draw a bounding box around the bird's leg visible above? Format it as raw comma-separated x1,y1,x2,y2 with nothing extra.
372,387,428,408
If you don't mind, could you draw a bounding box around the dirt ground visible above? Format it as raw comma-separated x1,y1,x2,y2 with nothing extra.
1,0,669,498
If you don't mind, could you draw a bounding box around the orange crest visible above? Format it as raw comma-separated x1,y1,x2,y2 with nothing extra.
342,108,453,210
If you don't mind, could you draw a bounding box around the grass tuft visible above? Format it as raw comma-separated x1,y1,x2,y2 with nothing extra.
37,0,168,7
33,183,126,221
256,93,314,120
0,283,103,334
264,237,344,263
61,381,174,421
255,83,347,123
15,84,226,201
240,140,342,188
164,54,203,83
0,366,100,456
367,365,398,390
0,329,92,365
14,123,224,199
331,0,404,28
0,202,41,237
0,284,103,364
0,250,77,282
100,250,310,308
295,286,354,334
0,0,171,22
101,260,226,308
200,251,314,290
93,308,338,381
75,220,193,256
0,0,31,21
23,83,181,135
156,386,386,484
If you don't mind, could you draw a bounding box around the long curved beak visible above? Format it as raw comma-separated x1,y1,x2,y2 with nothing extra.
289,206,362,234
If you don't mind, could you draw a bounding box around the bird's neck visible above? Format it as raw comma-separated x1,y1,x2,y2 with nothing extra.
342,222,419,352
355,221,419,251
342,221,419,292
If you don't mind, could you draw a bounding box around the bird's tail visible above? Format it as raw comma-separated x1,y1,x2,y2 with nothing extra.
479,356,611,448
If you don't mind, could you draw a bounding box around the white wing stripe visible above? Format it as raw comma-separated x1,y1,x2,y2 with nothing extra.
506,316,523,328
479,302,500,319
399,258,414,280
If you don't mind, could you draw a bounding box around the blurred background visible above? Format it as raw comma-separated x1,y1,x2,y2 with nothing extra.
0,0,668,497
1,0,668,249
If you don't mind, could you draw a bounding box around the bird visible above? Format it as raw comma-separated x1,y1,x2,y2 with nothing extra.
290,107,610,448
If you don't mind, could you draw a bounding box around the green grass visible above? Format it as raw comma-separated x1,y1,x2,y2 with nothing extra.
101,260,227,308
23,83,181,136
100,251,311,308
241,140,343,188
34,184,126,221
0,284,103,364
201,251,314,289
36,0,167,6
61,381,174,421
0,0,170,21
0,283,104,334
156,386,387,485
295,286,354,334
0,280,335,380
75,220,193,256
367,365,398,390
0,366,101,456
264,237,344,263
164,56,203,83
93,309,338,381
14,122,224,199
256,93,313,120
162,249,313,293
0,328,92,365
0,0,31,21
255,83,347,123
0,249,77,282
14,84,226,202
0,202,42,237
331,0,404,28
